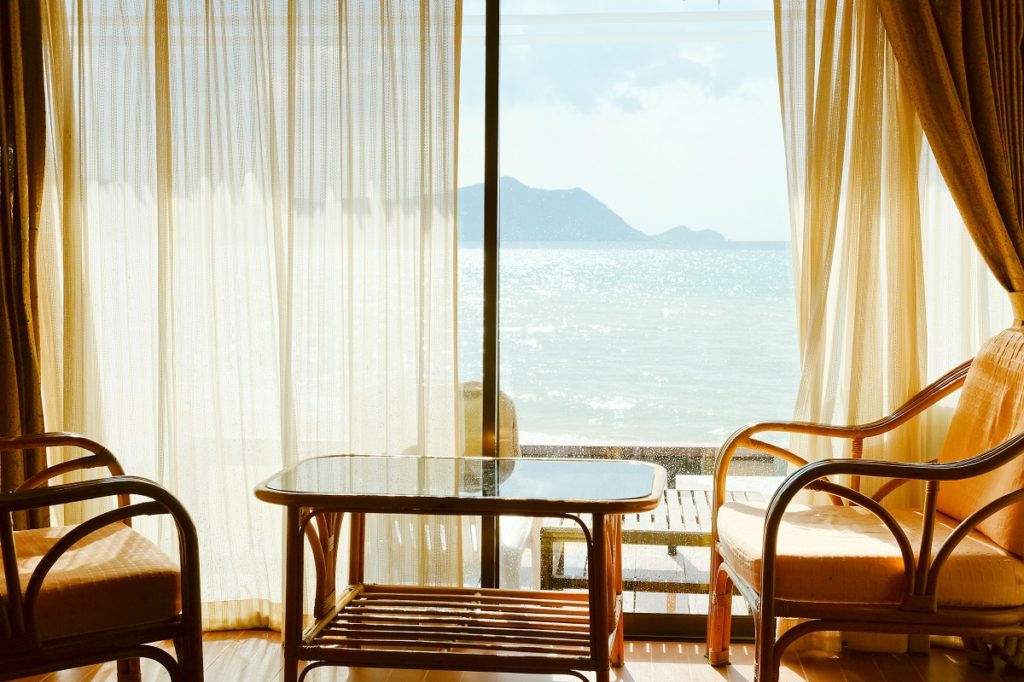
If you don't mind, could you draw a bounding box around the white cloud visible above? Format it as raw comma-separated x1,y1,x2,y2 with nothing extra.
675,43,721,71
456,0,789,242
460,74,790,242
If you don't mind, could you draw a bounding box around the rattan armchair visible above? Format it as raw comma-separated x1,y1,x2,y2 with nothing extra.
707,328,1024,682
0,433,203,681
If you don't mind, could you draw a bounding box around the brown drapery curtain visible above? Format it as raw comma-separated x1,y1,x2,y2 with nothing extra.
0,0,47,529
878,0,1024,325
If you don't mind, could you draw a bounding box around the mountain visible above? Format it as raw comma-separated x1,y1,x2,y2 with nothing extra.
458,177,651,243
457,177,764,248
654,225,727,248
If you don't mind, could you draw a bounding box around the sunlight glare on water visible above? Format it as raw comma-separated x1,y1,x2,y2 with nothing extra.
459,245,800,446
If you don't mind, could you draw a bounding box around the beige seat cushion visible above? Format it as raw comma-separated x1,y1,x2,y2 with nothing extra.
937,327,1024,556
1,522,181,641
718,501,1024,607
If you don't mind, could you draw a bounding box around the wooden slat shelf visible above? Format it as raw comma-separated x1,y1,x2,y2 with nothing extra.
304,584,600,670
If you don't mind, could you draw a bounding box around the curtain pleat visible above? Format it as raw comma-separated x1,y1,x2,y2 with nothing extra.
0,0,47,530
38,0,462,630
878,0,1024,322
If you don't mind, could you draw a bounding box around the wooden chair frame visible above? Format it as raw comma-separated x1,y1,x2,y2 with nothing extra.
706,360,1024,682
0,433,203,681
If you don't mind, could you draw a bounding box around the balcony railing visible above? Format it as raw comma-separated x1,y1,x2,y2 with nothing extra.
516,444,784,614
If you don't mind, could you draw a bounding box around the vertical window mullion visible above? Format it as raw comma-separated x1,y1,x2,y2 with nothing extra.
479,0,501,589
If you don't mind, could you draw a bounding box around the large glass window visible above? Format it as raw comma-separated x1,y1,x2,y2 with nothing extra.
458,0,794,632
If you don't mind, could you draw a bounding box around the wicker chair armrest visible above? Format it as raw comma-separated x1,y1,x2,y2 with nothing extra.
0,475,176,514
0,432,127,492
781,430,1024,494
751,431,1024,610
712,360,971,511
763,429,1024,556
0,476,201,642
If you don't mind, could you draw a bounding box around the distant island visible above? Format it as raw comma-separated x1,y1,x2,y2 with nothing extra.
458,177,785,249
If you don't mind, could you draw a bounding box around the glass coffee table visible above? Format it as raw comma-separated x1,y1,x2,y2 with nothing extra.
255,454,667,682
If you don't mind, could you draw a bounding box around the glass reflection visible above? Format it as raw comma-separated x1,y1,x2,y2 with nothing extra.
265,454,658,501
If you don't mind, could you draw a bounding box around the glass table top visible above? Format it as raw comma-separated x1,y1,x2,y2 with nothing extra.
258,455,664,509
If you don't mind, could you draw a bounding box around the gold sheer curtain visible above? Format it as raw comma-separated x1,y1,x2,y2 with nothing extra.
776,0,928,501
38,0,462,630
878,1,1024,326
0,0,47,530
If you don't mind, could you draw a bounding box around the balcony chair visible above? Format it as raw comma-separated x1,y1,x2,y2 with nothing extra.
0,433,203,681
461,381,542,589
706,328,1024,682
399,382,535,588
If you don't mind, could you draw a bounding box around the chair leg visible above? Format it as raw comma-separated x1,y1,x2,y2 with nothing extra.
116,658,142,682
755,608,779,682
175,632,205,681
706,561,734,666
962,636,996,668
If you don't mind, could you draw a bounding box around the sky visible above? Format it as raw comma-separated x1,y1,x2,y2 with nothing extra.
457,0,791,242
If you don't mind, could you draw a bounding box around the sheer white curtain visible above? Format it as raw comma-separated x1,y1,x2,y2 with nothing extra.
919,145,1011,453
777,0,929,500
37,0,462,629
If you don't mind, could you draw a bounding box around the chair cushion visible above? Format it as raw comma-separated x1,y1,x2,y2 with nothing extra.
717,501,1024,607
937,327,1024,556
1,522,181,640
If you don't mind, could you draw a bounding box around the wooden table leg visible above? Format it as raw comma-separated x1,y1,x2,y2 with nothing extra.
611,514,625,667
590,513,610,682
349,512,365,584
283,506,304,682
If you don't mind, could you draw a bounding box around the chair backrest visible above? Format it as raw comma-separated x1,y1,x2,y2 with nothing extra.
937,327,1024,555
460,381,520,457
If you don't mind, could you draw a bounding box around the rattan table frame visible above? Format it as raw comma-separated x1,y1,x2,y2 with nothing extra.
255,455,666,682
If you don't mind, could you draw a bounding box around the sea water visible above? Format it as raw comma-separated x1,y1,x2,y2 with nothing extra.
458,244,800,446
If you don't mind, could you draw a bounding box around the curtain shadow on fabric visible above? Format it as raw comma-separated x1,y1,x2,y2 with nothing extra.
0,0,47,530
878,1,1024,323
37,0,462,630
